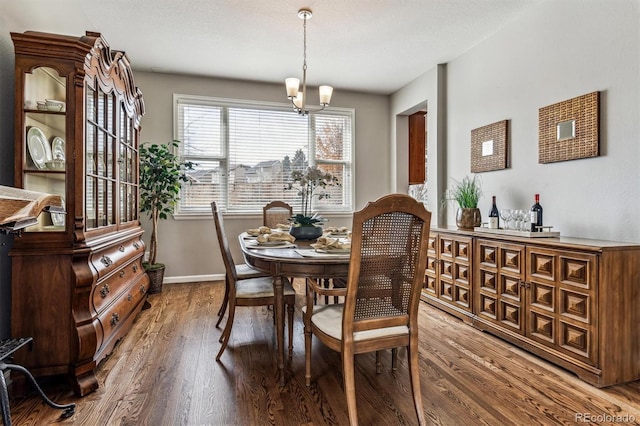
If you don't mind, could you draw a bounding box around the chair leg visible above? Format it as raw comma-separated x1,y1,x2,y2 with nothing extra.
391,347,398,371
408,342,426,426
342,347,359,426
323,278,330,304
216,302,236,361
304,314,312,386
216,276,230,328
287,303,294,359
375,351,382,374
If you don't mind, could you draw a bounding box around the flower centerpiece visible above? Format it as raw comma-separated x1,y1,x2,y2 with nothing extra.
285,165,340,239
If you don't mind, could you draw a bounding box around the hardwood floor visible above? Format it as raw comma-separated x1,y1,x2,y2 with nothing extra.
8,280,640,425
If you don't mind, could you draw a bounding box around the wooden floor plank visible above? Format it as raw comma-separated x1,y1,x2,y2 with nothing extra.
7,280,640,425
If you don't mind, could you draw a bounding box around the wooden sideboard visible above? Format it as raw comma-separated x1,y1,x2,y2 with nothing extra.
421,227,640,387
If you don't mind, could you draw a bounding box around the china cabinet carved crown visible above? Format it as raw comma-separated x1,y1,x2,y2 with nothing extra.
10,30,148,396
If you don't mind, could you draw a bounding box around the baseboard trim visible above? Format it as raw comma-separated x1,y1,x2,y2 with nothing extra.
163,274,225,284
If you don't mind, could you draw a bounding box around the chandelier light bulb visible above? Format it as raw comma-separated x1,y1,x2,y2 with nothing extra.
284,8,333,115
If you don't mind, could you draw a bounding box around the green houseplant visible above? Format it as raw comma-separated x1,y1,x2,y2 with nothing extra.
140,140,194,293
285,165,340,239
443,175,483,230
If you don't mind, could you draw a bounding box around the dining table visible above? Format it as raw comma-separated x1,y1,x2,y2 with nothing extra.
239,233,351,386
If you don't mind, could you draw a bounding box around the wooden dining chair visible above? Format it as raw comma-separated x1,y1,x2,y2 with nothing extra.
303,194,431,425
211,202,296,360
262,200,293,229
214,210,271,329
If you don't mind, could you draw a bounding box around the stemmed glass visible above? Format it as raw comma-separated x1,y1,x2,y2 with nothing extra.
499,209,512,230
512,210,525,231
520,210,530,232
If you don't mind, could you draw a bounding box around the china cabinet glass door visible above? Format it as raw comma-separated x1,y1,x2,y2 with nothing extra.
23,66,67,232
86,81,118,230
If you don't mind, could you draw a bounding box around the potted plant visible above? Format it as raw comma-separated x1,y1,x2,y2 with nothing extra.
285,165,340,240
140,140,194,293
443,175,482,230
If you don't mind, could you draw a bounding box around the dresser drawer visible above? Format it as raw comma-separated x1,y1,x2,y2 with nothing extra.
92,258,145,314
90,237,144,280
96,275,148,349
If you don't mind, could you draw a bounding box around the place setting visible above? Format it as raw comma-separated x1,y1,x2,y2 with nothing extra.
243,228,296,249
296,235,352,258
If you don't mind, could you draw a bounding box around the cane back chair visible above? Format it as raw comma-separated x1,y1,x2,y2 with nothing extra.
303,194,431,425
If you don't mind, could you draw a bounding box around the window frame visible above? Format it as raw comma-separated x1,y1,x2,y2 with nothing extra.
172,94,355,218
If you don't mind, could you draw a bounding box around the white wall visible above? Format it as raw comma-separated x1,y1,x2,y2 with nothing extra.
395,0,640,243
134,72,390,280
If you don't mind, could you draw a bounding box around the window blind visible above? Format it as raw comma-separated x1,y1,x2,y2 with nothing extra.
174,95,353,215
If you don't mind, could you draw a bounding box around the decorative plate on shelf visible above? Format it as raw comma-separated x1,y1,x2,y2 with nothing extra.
51,136,65,161
27,126,52,170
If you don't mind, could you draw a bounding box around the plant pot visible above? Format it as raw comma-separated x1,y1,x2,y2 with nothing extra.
144,262,166,294
289,224,323,240
456,208,481,230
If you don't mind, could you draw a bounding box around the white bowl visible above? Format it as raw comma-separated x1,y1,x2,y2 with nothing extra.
45,99,65,112
45,159,65,171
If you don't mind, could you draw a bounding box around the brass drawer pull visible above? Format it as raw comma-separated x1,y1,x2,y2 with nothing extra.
140,284,146,294
132,264,138,273
119,245,125,252
133,242,140,250
119,270,125,278
127,293,133,301
100,255,113,267
100,284,110,298
110,312,120,326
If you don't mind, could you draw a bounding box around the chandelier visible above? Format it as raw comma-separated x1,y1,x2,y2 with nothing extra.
285,8,333,115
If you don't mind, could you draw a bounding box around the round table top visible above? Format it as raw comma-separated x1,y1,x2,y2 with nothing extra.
239,234,351,277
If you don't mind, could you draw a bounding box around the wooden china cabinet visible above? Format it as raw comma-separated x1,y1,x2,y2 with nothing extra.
10,31,149,396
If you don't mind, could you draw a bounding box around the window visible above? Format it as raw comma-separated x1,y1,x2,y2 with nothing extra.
174,95,354,215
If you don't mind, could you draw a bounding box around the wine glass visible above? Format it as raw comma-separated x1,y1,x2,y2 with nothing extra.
499,209,512,230
513,210,525,231
521,210,530,232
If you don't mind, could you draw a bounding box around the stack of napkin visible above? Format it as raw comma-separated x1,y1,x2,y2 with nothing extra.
257,232,296,243
311,236,351,251
246,226,272,236
275,223,291,230
324,226,350,237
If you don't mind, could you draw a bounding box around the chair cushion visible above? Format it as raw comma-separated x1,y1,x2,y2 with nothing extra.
236,263,269,279
236,276,296,299
305,304,409,342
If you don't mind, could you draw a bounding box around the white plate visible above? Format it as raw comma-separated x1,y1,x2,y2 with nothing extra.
257,240,289,247
314,247,351,254
51,136,65,161
27,127,52,170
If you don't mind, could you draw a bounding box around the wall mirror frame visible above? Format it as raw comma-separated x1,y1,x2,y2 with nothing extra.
538,91,599,164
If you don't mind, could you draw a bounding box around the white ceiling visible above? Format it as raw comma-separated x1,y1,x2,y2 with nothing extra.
2,0,544,95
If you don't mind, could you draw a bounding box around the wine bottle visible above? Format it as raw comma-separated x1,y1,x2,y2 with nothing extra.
530,194,543,232
488,195,499,229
